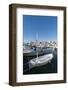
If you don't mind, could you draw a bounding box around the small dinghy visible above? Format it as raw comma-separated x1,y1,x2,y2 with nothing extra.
29,53,53,69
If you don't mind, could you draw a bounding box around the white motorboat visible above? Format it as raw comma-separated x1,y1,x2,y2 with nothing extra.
23,49,32,53
29,53,53,69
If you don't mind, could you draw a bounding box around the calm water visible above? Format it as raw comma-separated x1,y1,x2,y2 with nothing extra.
23,48,57,75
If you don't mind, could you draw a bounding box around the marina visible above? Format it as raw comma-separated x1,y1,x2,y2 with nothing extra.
23,16,57,75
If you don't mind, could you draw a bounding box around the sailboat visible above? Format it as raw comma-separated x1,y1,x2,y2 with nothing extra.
28,32,54,69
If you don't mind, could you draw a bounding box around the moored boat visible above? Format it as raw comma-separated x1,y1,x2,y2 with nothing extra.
29,53,53,69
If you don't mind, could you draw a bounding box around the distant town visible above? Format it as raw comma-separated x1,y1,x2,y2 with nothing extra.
23,41,57,50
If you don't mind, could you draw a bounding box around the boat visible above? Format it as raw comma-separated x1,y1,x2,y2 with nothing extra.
24,34,54,72
29,53,53,69
23,49,32,54
28,32,53,69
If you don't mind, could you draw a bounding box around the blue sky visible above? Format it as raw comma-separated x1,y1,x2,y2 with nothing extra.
23,15,57,43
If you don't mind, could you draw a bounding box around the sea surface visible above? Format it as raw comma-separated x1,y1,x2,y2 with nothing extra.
23,48,57,75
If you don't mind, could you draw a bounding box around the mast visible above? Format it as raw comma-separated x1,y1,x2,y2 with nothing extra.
36,32,38,59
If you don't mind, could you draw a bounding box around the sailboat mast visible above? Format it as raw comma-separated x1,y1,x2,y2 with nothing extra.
36,32,38,59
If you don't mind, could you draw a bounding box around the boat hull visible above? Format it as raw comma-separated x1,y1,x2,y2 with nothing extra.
29,53,53,69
